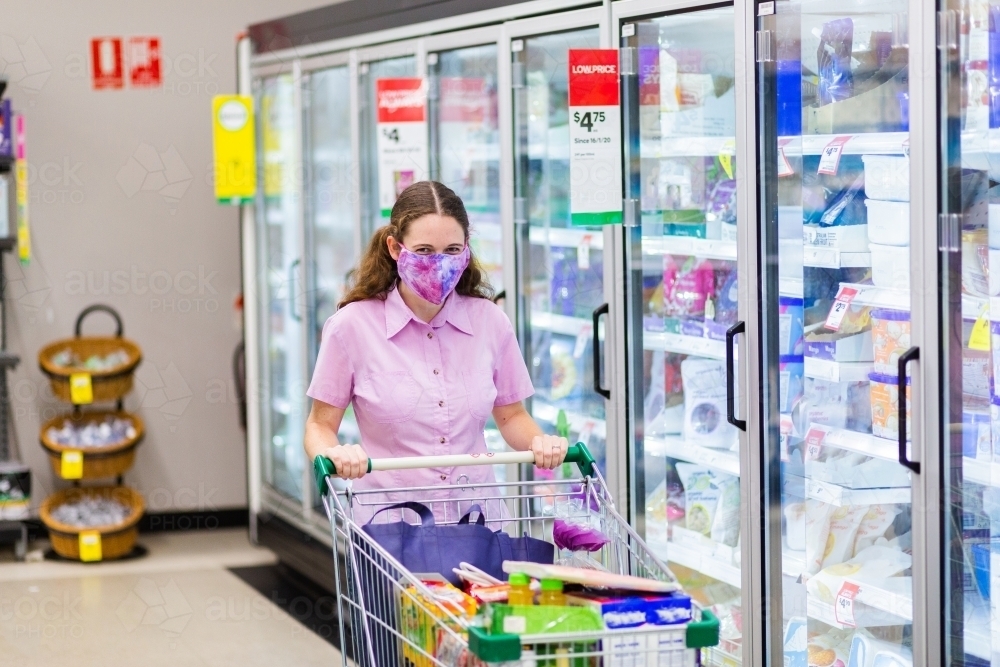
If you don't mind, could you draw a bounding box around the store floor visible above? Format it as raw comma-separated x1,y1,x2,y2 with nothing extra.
0,529,342,666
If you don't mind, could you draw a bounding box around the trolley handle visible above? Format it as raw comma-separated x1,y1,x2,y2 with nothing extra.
313,443,597,496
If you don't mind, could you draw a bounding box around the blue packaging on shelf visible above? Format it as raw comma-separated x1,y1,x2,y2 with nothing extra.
779,355,804,414
971,542,992,600
963,408,991,460
778,296,804,356
777,59,803,136
0,100,11,157
817,18,855,105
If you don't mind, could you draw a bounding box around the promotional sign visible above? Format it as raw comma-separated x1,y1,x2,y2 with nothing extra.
212,95,256,204
91,37,124,90
439,77,493,213
14,114,29,264
376,78,428,218
128,37,162,88
568,50,622,226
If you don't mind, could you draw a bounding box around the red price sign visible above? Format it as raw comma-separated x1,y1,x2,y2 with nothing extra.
835,582,860,627
778,138,794,177
804,427,827,461
824,286,858,331
817,135,852,175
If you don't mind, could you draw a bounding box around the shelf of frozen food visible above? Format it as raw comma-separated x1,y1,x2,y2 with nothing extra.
532,402,607,440
529,226,605,250
803,247,871,269
780,277,804,298
643,331,727,359
643,236,737,261
780,132,909,157
804,358,874,383
663,539,741,589
641,135,735,159
963,456,1000,487
530,312,592,337
807,590,911,629
804,478,910,507
805,424,901,462
645,435,740,477
841,283,987,320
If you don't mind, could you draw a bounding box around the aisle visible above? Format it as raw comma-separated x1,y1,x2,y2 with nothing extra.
0,529,341,667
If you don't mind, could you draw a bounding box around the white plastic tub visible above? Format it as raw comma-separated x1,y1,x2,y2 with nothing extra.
870,243,910,290
862,154,909,201
865,199,910,246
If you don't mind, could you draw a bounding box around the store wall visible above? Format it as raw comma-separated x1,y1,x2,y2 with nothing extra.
0,0,332,514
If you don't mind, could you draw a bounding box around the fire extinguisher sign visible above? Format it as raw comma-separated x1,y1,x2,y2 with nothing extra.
568,49,622,226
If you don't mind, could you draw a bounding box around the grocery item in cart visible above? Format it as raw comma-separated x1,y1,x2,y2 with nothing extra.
400,574,477,667
871,309,910,375
680,358,737,448
566,589,693,628
869,372,910,441
501,561,679,593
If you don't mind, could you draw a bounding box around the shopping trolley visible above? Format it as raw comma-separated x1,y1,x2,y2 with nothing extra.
315,444,719,666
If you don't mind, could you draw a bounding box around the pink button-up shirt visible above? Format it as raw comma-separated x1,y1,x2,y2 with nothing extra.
307,287,533,525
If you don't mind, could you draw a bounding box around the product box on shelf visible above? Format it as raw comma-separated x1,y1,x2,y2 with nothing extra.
865,200,910,245
870,243,910,290
869,372,910,441
804,48,909,134
780,356,804,414
804,224,871,253
805,330,874,363
871,309,910,375
779,296,805,357
862,155,910,202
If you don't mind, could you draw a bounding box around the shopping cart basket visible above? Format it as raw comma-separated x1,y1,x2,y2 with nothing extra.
315,444,719,666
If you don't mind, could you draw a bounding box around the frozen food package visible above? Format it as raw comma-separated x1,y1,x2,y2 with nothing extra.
676,463,721,538
663,255,715,323
852,504,900,556
711,265,739,331
779,296,805,356
821,505,869,569
808,545,912,604
681,358,738,448
819,172,866,227
963,229,990,297
807,628,853,667
805,499,836,575
869,373,911,441
847,631,912,667
711,473,740,547
870,309,911,376
816,18,855,104
784,502,807,552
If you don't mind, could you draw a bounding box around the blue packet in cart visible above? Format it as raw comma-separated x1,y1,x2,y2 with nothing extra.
565,589,693,628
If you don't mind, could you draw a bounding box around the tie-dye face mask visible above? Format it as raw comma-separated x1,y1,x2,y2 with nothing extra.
396,244,471,305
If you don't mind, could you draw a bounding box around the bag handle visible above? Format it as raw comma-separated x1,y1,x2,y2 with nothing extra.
457,504,486,526
365,501,435,527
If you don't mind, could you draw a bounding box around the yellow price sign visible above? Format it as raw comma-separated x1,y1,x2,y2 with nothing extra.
969,306,991,352
69,372,93,404
78,530,102,562
718,139,736,179
61,450,83,479
212,95,256,205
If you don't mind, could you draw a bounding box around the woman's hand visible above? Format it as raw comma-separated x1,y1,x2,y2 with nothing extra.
531,434,569,470
325,444,369,479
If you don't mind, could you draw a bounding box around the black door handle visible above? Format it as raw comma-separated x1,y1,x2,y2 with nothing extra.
897,346,919,474
592,303,610,399
726,321,746,431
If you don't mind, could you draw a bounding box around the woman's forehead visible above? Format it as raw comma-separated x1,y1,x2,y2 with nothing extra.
403,214,465,243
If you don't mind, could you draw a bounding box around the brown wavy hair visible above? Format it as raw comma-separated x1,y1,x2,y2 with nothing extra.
339,181,494,308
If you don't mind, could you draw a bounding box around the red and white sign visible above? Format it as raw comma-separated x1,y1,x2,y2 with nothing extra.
375,78,427,216
439,78,488,123
568,49,622,226
834,582,860,627
804,426,827,461
817,135,853,175
824,286,859,331
778,137,794,177
90,37,124,90
128,37,161,88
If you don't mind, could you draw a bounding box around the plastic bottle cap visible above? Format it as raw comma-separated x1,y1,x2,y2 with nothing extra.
509,572,529,586
540,578,563,592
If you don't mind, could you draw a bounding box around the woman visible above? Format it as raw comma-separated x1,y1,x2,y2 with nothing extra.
304,180,568,524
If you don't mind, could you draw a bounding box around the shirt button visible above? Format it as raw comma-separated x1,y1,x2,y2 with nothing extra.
440,475,447,481
438,400,445,407
439,437,446,443
427,332,434,339
433,369,440,375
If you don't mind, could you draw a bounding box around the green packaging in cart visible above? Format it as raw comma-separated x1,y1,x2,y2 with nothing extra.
490,604,603,636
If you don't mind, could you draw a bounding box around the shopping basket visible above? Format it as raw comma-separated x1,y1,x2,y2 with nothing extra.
315,444,719,666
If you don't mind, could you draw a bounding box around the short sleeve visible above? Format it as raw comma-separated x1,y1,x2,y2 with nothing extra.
307,315,354,409
492,315,534,406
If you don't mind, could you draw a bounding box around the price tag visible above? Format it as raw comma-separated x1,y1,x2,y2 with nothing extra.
375,78,428,219
817,135,852,175
61,450,83,479
969,304,991,352
835,581,860,627
804,427,827,461
824,286,858,331
573,323,593,359
777,138,794,177
578,234,592,270
78,530,103,562
902,138,910,158
69,372,93,404
719,139,736,179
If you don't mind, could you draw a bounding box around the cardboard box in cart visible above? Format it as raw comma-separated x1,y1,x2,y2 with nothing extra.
399,574,476,667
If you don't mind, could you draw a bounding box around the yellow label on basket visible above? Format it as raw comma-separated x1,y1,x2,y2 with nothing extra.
69,372,93,404
78,530,102,562
60,450,83,479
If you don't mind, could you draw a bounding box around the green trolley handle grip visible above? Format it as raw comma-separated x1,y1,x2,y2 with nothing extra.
313,442,596,496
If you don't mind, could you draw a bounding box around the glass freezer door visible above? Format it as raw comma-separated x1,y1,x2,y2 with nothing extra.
940,1,1000,662
511,27,608,476
257,73,307,502
619,8,742,664
758,2,916,665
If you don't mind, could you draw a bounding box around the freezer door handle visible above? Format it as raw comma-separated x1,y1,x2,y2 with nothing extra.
726,321,746,431
897,346,919,474
592,303,610,399
288,258,302,322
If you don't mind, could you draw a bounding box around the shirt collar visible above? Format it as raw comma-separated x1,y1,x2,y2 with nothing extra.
384,287,474,339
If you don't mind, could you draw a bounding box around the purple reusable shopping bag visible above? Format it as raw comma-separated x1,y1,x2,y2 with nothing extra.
361,501,553,585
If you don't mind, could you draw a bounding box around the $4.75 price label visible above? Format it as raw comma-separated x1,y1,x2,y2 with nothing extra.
568,50,622,226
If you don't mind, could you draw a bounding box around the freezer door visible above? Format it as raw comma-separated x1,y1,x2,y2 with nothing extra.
757,2,917,665
256,73,308,502
509,27,609,483
618,7,742,664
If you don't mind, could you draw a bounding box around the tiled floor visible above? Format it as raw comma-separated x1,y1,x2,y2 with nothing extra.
0,529,342,667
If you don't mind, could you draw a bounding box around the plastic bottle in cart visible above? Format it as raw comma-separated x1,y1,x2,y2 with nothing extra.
508,572,534,605
539,579,567,606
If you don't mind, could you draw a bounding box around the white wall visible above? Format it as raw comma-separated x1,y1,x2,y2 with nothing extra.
0,0,332,513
